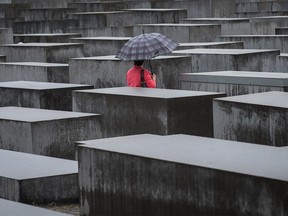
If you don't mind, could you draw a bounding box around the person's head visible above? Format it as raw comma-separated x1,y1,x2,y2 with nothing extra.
134,60,144,66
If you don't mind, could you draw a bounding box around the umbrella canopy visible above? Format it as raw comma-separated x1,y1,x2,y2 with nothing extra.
115,32,178,61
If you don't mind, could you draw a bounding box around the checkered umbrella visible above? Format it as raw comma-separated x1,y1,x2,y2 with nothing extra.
115,32,178,61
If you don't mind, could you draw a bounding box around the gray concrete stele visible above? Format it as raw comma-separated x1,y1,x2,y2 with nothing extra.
72,87,226,138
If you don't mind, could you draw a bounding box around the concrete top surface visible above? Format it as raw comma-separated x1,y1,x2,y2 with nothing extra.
1,43,82,47
0,62,68,67
173,48,278,55
280,53,288,57
138,23,220,27
251,16,288,21
70,36,131,40
124,8,186,12
13,33,81,36
75,86,225,99
0,106,99,122
183,18,249,21
220,35,288,38
178,41,243,46
0,199,72,216
71,0,122,3
70,11,129,15
214,91,288,108
0,81,93,90
180,71,288,86
0,149,78,180
73,55,188,61
79,134,288,181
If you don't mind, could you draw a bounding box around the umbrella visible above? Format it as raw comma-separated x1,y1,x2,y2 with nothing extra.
115,32,178,61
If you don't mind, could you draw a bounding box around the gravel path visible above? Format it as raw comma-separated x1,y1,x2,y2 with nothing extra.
38,202,80,215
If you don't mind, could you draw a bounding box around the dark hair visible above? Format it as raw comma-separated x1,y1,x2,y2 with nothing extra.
134,60,144,66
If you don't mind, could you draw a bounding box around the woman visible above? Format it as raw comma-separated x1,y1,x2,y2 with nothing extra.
126,60,156,88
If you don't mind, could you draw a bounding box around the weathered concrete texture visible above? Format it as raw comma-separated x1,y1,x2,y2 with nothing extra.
78,134,288,216
0,198,73,216
172,48,279,72
68,1,151,12
213,91,288,146
218,35,288,53
0,149,78,204
123,8,187,24
180,18,250,35
177,41,244,50
0,106,102,159
11,0,74,8
236,1,288,13
17,8,76,21
69,37,131,57
69,9,187,29
276,54,288,73
69,55,192,89
181,18,249,24
0,43,84,63
134,24,221,43
14,33,82,43
0,81,93,111
73,87,226,138
275,27,288,34
0,62,69,82
221,16,288,35
0,55,5,62
12,19,79,34
180,71,288,96
0,28,13,44
151,0,236,18
68,26,134,37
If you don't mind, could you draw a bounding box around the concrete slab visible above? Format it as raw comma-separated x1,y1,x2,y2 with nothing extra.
78,133,288,215
17,7,76,21
69,55,191,89
133,23,221,43
220,16,288,35
236,1,288,13
0,81,93,110
68,11,132,28
181,17,249,24
180,71,288,96
275,27,288,34
123,8,187,24
0,55,5,62
72,87,226,138
69,9,187,28
276,53,288,73
214,91,288,146
68,1,150,12
0,198,72,216
14,33,82,43
68,25,134,37
0,106,102,159
172,48,279,72
0,149,78,204
151,0,236,18
0,62,69,82
12,19,79,34
218,35,288,53
0,28,13,44
177,41,244,50
11,0,74,8
0,42,84,63
69,36,131,57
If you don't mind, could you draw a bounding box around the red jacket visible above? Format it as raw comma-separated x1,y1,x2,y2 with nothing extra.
126,65,156,88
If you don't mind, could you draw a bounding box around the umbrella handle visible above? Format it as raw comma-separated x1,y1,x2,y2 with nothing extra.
148,60,153,75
